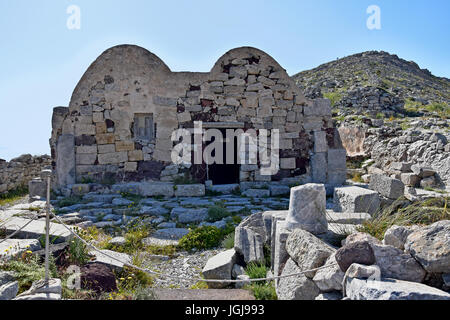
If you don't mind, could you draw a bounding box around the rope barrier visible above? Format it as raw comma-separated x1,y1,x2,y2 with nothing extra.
52,213,338,283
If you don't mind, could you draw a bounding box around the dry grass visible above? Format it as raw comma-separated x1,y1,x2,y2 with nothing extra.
358,197,449,240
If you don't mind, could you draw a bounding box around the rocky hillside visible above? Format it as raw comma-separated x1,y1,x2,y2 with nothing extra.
292,51,450,119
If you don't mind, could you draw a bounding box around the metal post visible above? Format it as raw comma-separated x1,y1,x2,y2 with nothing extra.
41,169,52,282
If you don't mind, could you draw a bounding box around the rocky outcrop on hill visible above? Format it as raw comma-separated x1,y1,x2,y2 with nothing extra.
292,51,449,118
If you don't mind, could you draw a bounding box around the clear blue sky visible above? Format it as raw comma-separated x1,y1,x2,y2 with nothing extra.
0,0,449,161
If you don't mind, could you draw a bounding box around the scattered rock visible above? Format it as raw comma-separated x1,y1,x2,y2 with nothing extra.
202,249,237,289
285,183,328,234
0,281,18,300
89,249,132,271
333,186,380,214
345,275,450,300
383,225,418,250
276,258,320,300
234,212,266,264
285,228,335,278
14,278,62,300
335,241,376,272
81,263,117,293
312,253,345,292
369,174,404,200
315,291,343,300
404,220,450,273
370,242,426,282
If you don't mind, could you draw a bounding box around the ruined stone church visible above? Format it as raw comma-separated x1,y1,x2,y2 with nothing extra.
50,45,346,190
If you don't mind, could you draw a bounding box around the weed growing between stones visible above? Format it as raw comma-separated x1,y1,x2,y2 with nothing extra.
178,226,224,251
57,195,83,208
0,251,57,293
68,237,91,265
190,280,208,289
205,189,223,197
221,232,235,249
207,206,231,222
243,261,277,300
358,196,450,240
120,191,144,204
0,185,28,207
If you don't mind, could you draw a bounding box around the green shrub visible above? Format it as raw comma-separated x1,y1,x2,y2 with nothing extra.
323,92,342,107
58,196,83,208
246,282,278,300
0,253,57,293
68,237,91,265
245,262,268,285
178,226,223,251
207,206,231,222
221,232,235,249
244,261,277,300
0,185,28,206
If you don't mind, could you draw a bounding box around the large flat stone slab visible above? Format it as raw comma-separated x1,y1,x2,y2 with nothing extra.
1,217,72,242
326,210,371,225
88,249,132,271
0,239,41,260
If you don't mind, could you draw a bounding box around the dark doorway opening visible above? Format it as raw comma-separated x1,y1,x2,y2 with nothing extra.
207,129,240,184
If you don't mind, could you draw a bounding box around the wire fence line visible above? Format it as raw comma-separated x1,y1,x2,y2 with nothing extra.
52,213,338,284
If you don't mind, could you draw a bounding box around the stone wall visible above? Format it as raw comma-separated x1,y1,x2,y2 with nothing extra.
0,154,51,194
50,45,346,189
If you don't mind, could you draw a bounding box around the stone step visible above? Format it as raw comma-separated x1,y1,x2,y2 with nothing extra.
153,288,255,300
1,217,72,242
326,210,371,225
0,239,41,260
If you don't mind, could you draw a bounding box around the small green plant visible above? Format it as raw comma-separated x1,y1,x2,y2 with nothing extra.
190,281,208,289
351,171,364,183
245,262,268,285
323,92,342,107
246,282,278,300
81,176,95,184
38,234,60,248
178,226,223,251
232,215,243,224
0,252,57,293
221,231,235,249
205,189,223,197
68,237,91,265
111,265,154,300
120,192,144,204
57,196,83,208
207,206,231,222
0,185,28,206
145,244,178,257
244,261,277,300
108,221,151,254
